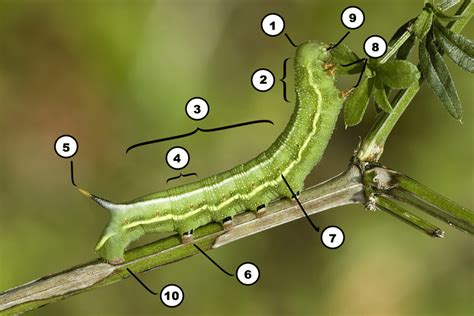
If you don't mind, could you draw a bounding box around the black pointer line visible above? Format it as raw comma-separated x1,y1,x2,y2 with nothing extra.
126,119,274,153
70,160,77,187
281,174,320,232
193,244,234,277
166,172,198,183
341,58,368,88
284,33,298,48
126,268,158,295
280,57,291,103
327,31,350,51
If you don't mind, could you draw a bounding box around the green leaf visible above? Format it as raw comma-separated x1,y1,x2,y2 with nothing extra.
376,60,420,89
343,77,374,127
428,2,465,21
329,44,362,75
434,21,474,72
374,78,393,113
413,8,434,39
419,32,463,120
388,19,417,60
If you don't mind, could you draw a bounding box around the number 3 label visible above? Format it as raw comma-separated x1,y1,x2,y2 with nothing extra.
186,97,209,120
321,226,345,249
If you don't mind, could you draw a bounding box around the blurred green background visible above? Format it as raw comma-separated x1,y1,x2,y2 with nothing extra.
0,0,472,315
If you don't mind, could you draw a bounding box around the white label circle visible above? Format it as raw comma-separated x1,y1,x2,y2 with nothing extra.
166,147,190,170
364,35,387,58
251,68,275,92
261,13,285,36
236,262,260,286
54,135,78,158
160,284,184,308
321,226,345,249
341,6,365,29
186,97,209,120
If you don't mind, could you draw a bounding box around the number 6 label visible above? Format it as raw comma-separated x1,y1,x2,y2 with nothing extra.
321,226,345,249
236,262,260,286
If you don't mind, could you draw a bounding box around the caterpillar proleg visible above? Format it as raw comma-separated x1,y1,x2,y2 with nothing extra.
81,41,344,264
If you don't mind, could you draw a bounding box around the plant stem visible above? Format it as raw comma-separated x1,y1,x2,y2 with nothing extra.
364,166,473,234
375,195,444,237
0,165,364,315
356,0,473,162
380,31,413,64
389,173,474,234
437,0,461,11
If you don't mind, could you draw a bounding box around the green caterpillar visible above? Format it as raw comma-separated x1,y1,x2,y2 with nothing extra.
80,41,343,264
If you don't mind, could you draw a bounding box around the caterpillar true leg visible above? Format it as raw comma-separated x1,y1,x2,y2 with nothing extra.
222,217,234,231
255,204,267,218
181,230,194,244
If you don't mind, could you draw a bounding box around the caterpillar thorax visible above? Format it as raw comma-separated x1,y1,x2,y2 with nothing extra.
81,41,343,264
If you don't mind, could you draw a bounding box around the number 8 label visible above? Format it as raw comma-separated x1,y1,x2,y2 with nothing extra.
364,35,387,58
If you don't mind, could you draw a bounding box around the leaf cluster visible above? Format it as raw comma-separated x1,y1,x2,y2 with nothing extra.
332,1,473,126
331,44,419,127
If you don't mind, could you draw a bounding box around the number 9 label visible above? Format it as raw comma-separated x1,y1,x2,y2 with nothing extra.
341,6,365,29
261,13,285,36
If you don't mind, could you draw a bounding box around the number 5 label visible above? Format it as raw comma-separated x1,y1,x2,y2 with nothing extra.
54,135,78,158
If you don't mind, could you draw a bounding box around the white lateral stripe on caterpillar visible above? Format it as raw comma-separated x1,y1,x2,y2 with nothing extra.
120,71,322,230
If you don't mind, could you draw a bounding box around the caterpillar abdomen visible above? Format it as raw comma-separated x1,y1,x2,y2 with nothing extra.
81,41,343,264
